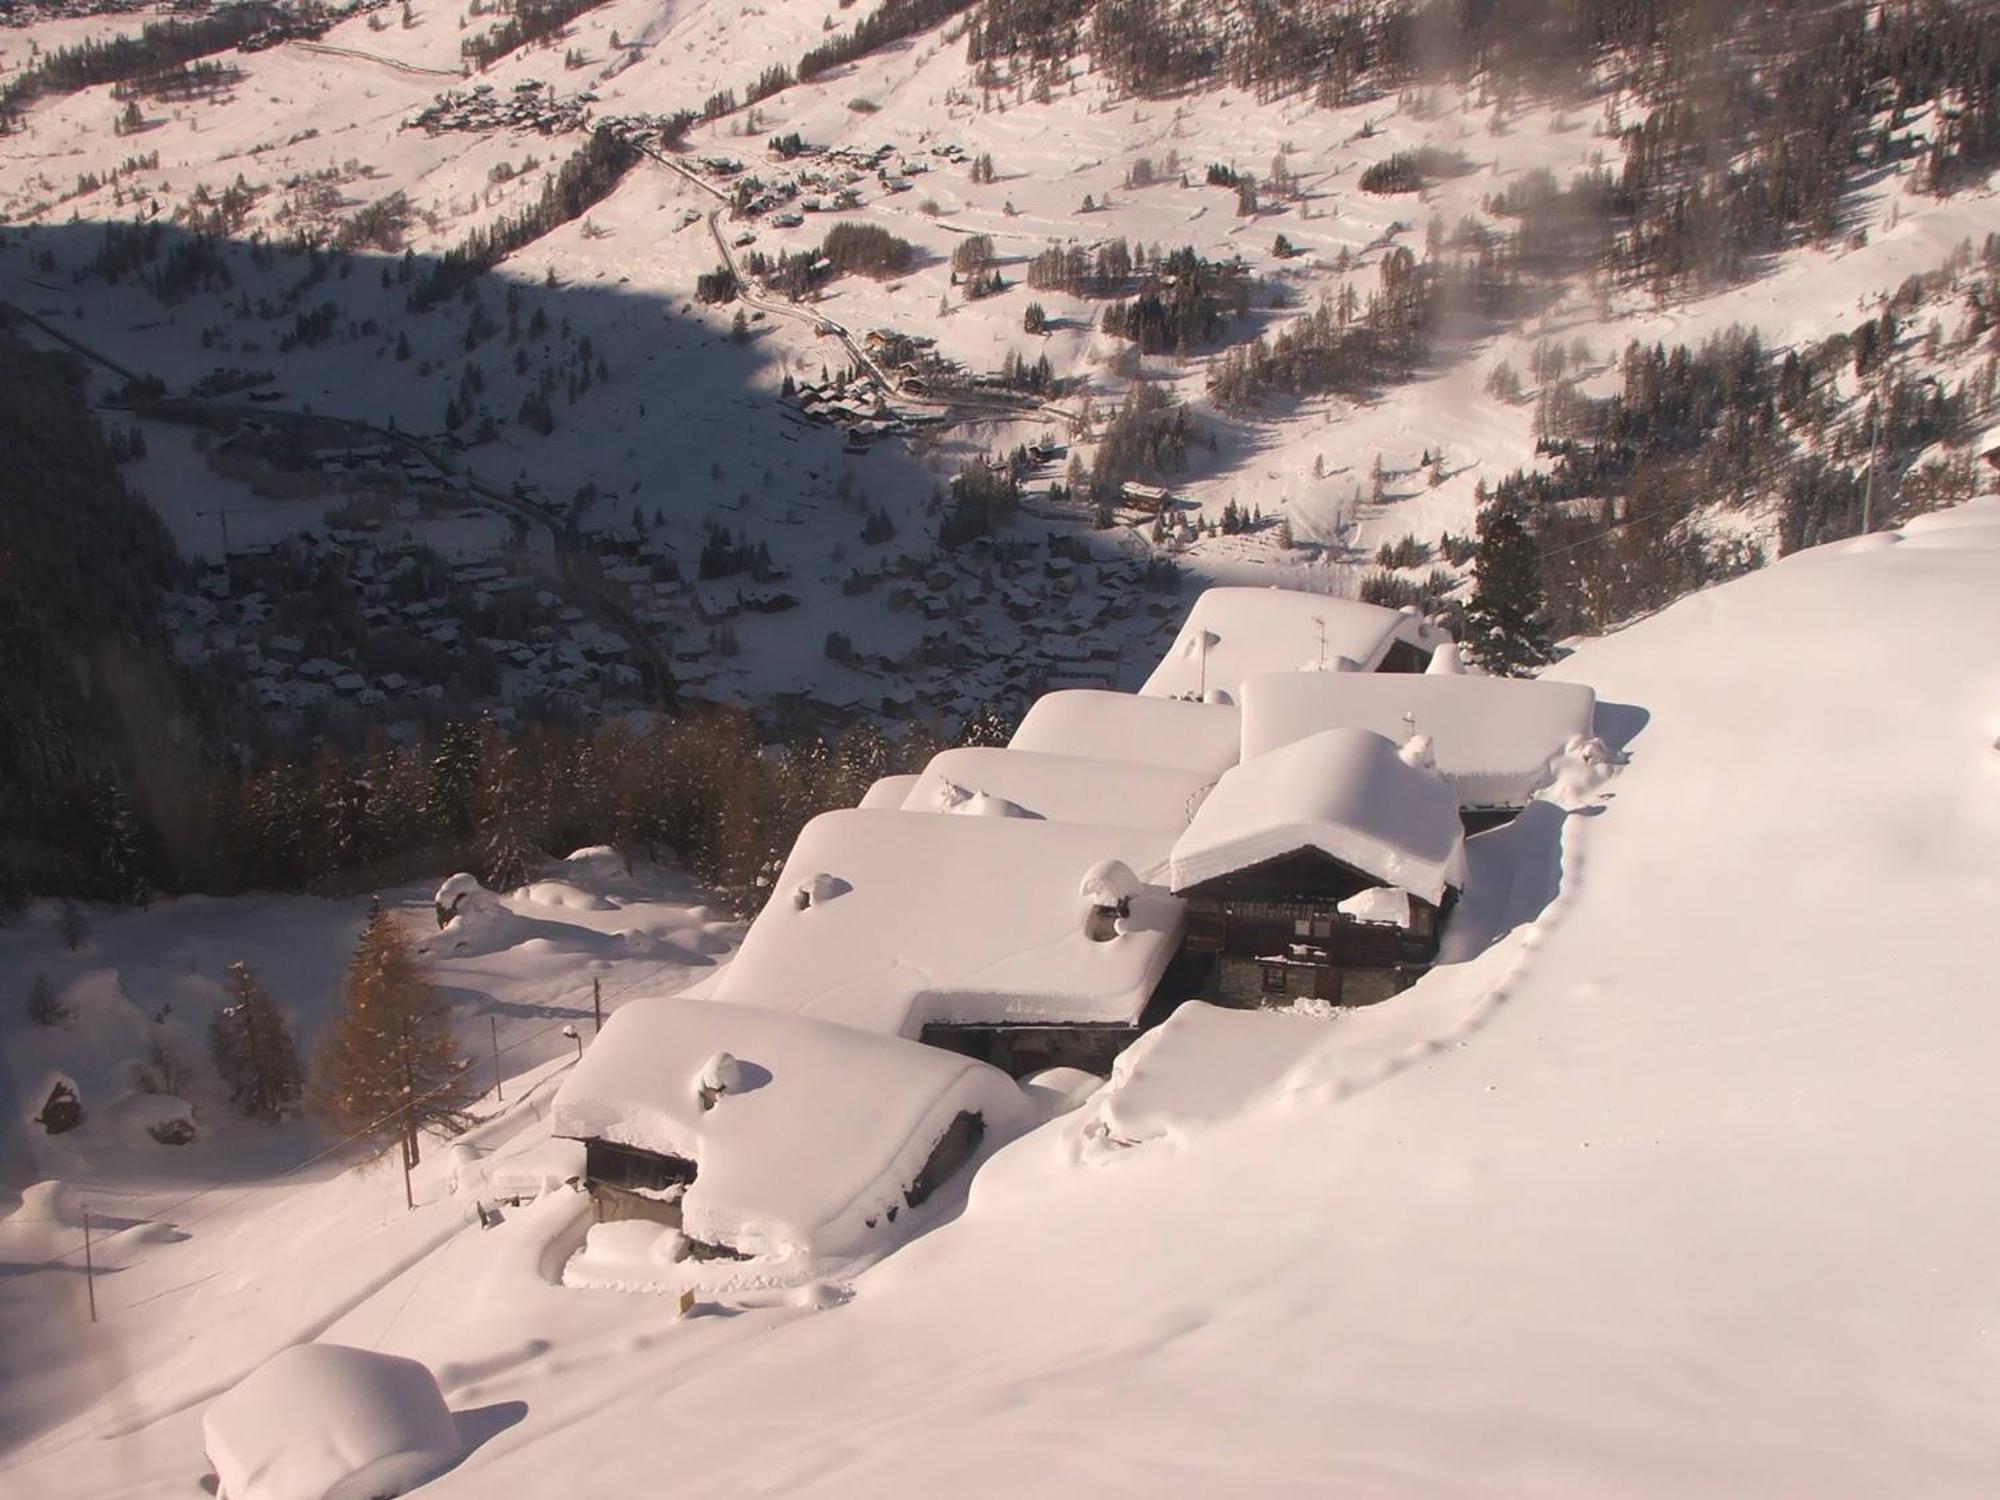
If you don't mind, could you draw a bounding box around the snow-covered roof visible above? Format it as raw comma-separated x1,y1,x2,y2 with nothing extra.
900,747,1213,832
1238,671,1598,811
1167,729,1467,905
202,1344,460,1500
715,809,1185,1034
857,773,922,810
1009,689,1241,778
550,997,1028,1258
1140,588,1448,703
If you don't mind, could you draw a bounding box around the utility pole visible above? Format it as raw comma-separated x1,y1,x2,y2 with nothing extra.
82,1207,98,1325
593,976,603,1034
490,1015,503,1103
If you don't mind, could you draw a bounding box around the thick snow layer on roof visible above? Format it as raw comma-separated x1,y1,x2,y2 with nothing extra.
1168,728,1466,904
901,747,1212,832
716,809,1184,1033
1009,690,1241,778
1239,671,1599,810
549,997,1028,1258
1139,588,1446,703
202,1343,459,1500
857,773,921,810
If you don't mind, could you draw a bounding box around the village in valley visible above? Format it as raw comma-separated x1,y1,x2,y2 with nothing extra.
6,0,2000,1491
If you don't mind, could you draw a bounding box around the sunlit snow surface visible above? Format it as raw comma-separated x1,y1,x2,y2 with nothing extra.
4,497,1999,1495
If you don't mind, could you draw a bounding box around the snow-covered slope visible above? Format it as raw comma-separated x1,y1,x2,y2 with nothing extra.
5,0,1992,723
7,493,1998,1496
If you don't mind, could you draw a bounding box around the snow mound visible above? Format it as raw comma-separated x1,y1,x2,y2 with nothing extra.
202,1343,460,1500
1085,1002,1332,1151
559,845,630,888
6,1179,85,1229
929,781,1037,819
516,881,615,912
433,872,501,923
1021,1067,1105,1116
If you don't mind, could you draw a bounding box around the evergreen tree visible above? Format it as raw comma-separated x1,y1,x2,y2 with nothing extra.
312,899,475,1168
56,900,85,952
1464,498,1556,676
27,972,68,1027
475,738,544,893
209,960,302,1120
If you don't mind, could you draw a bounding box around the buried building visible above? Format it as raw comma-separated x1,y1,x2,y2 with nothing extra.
1139,588,1450,703
1166,728,1467,1008
1237,670,1601,831
548,996,1029,1258
712,808,1193,1076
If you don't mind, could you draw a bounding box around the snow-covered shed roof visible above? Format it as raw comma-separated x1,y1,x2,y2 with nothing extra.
1238,671,1599,811
202,1343,460,1500
715,809,1185,1034
1167,729,1467,906
550,996,1028,1258
1009,689,1241,778
1140,588,1448,704
901,746,1212,832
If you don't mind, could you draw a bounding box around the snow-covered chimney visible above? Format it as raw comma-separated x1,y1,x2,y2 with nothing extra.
694,1051,744,1111
1080,859,1141,940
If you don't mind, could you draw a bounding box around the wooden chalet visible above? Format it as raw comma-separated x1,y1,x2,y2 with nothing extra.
1166,727,1466,1010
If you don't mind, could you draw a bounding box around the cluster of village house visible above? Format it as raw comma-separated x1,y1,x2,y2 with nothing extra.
543,586,1602,1264
174,416,1187,729
409,81,598,137
168,529,648,722
699,137,945,222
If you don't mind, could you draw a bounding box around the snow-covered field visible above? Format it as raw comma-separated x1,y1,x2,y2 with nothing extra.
5,489,1999,1495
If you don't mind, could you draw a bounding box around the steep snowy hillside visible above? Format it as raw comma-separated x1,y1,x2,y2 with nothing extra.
6,490,1998,1496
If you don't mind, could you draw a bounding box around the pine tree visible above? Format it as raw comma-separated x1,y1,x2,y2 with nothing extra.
1464,499,1556,676
27,972,68,1027
210,961,303,1120
56,900,85,952
313,899,475,1168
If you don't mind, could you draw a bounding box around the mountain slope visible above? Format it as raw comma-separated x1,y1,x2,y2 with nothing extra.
6,493,1998,1496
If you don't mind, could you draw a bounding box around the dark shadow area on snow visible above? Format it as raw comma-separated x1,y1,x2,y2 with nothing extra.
452,1397,529,1457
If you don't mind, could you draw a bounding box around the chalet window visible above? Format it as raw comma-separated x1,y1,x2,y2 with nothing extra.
1293,918,1310,937
1261,964,1289,995
1311,918,1333,939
